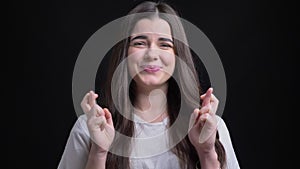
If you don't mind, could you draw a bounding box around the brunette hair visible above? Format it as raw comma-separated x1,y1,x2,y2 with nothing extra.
96,1,226,168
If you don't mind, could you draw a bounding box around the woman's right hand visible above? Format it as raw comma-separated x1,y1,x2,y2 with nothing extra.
81,91,115,154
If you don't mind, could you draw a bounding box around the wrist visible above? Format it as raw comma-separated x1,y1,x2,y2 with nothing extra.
85,142,107,169
90,142,108,160
197,148,220,169
196,145,216,155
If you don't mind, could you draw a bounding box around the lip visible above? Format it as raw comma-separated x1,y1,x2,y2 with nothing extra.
140,65,162,73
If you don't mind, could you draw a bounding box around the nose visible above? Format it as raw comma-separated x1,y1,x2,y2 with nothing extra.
144,45,159,61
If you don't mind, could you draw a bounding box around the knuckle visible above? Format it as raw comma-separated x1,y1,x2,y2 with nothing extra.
203,113,210,118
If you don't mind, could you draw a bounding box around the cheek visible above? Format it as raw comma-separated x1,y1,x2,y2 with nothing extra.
127,49,143,77
127,47,145,61
127,50,141,67
127,57,137,78
163,54,176,76
162,54,176,68
127,47,135,56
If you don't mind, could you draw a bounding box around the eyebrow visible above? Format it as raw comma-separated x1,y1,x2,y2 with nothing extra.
130,35,174,44
159,37,174,44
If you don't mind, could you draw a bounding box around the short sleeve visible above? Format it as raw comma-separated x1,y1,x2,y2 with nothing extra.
57,114,91,169
216,116,240,169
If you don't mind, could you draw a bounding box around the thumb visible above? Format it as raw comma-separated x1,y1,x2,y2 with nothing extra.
189,108,199,130
198,114,218,143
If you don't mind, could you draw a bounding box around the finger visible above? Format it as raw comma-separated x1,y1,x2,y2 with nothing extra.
90,115,106,131
98,116,107,131
199,113,210,122
194,108,211,128
199,105,211,115
201,88,213,107
81,93,91,113
200,93,206,99
88,90,98,107
95,104,105,117
200,87,213,98
210,93,219,115
103,108,114,126
86,104,98,119
189,108,200,130
210,93,219,104
95,106,106,131
199,114,217,129
198,114,217,143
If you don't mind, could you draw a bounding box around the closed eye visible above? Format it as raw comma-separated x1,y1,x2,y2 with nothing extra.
130,41,147,48
160,43,173,49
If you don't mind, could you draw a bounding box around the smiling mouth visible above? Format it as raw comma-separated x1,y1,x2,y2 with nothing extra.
141,65,162,73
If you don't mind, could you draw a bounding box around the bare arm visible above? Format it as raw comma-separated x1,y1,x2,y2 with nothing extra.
85,142,107,169
196,147,220,169
189,88,221,169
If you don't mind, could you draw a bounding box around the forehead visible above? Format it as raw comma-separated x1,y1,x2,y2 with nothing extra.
131,17,172,38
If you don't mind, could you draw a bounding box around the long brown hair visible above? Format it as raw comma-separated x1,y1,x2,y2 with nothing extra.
96,1,226,168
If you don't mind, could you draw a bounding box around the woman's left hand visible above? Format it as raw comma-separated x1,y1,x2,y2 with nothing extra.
188,87,219,153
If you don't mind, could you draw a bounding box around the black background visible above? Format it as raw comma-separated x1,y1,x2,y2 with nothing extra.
13,0,295,168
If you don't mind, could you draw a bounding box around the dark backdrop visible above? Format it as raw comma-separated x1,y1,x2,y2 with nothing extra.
13,0,295,168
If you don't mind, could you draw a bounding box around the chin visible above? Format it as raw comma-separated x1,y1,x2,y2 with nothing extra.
140,79,163,86
137,76,169,87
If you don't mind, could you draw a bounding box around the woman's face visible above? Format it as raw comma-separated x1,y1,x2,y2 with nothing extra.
127,17,176,87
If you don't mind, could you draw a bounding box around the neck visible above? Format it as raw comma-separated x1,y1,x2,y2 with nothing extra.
134,83,168,123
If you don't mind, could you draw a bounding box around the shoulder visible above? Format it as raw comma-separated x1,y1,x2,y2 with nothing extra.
57,114,91,169
64,114,91,151
75,114,88,128
215,115,231,143
215,115,241,169
70,114,90,138
216,115,227,132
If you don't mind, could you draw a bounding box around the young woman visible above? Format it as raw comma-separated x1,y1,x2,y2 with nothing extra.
58,1,240,169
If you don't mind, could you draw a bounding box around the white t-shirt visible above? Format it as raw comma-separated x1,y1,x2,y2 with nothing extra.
57,114,240,169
